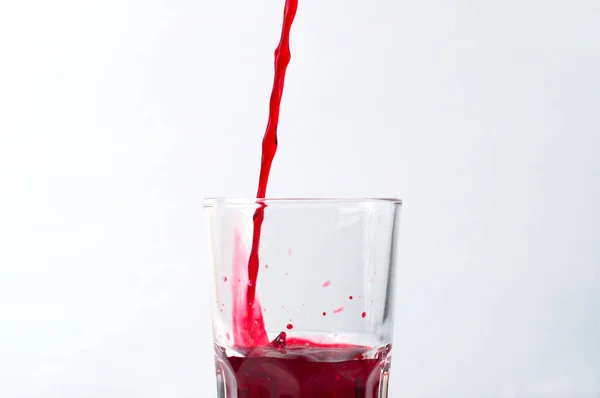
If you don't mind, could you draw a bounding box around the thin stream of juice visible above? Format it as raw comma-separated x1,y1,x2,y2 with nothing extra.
233,0,298,348
222,1,391,396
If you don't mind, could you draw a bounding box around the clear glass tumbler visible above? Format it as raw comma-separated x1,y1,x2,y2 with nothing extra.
204,198,402,398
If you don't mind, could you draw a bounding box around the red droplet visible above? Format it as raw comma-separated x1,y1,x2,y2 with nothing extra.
286,323,294,330
288,248,292,255
349,296,353,300
265,264,269,269
362,312,367,318
322,280,331,288
226,332,230,340
271,331,287,348
223,276,228,282
333,306,344,314
285,272,289,276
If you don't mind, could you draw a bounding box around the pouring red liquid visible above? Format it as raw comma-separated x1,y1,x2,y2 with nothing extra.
235,0,297,349
221,1,391,396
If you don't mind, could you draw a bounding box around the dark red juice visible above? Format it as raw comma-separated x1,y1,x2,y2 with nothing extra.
216,336,390,398
218,352,386,397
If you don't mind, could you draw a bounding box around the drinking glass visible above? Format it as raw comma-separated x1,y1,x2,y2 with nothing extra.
204,198,402,398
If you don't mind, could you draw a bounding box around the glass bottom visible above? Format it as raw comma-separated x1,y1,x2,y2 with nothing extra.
214,341,391,398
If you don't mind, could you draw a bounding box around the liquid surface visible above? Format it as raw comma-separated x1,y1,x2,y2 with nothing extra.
216,336,391,398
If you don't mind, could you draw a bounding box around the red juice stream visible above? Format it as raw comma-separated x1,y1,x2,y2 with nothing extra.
223,1,391,396
237,0,298,348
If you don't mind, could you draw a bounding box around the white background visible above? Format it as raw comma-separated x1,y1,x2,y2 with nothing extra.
1,0,599,397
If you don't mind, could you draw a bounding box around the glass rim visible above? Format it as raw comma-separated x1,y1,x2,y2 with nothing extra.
203,197,402,208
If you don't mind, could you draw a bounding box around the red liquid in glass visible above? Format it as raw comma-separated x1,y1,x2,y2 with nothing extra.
218,334,390,397
219,349,387,397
